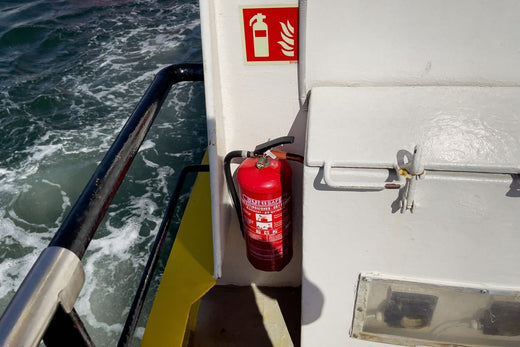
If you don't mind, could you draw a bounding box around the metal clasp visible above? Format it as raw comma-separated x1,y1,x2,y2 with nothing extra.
397,145,424,213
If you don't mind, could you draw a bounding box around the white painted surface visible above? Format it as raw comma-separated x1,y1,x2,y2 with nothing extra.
302,87,520,346
300,0,520,101
200,0,304,285
200,0,520,344
306,87,520,172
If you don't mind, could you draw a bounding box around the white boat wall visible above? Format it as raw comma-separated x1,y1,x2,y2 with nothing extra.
201,0,520,346
200,0,303,285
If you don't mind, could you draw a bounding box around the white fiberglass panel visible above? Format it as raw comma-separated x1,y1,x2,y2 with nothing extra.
302,168,520,346
301,86,520,345
200,0,303,284
306,87,520,172
301,0,520,99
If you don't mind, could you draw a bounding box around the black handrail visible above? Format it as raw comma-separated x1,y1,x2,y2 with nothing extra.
118,164,209,347
41,63,204,346
0,64,204,347
49,63,204,259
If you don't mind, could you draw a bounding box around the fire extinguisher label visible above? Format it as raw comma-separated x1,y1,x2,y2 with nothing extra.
240,5,298,64
241,193,290,242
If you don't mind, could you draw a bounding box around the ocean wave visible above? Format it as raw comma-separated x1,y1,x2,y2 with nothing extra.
0,0,205,345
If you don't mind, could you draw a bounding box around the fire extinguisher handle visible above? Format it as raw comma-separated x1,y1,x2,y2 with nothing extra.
253,136,294,155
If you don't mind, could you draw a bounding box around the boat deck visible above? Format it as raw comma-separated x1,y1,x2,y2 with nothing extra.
190,285,301,347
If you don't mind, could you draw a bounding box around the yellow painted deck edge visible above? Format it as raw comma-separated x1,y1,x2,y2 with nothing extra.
142,154,215,346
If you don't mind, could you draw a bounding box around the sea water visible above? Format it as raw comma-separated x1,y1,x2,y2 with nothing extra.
0,0,206,345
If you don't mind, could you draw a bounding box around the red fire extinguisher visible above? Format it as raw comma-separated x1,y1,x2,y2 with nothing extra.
224,136,303,272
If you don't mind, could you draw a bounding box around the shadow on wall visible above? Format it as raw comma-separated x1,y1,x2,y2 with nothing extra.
257,286,302,346
506,174,520,197
301,272,324,326
287,94,308,158
289,95,325,328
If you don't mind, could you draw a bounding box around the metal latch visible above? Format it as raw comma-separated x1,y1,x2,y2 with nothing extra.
323,145,424,213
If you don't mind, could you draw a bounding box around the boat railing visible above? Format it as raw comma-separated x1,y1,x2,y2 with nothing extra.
0,63,205,347
117,163,209,347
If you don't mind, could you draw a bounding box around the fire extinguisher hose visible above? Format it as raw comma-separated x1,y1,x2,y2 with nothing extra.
224,150,251,237
224,149,303,238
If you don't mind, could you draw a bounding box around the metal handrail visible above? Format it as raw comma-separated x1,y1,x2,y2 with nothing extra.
50,63,204,259
0,63,204,346
0,247,87,346
118,164,209,347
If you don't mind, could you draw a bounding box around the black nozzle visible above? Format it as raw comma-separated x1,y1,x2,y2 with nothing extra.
253,136,294,155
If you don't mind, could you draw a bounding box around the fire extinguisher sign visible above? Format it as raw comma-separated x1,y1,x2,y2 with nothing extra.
240,5,298,64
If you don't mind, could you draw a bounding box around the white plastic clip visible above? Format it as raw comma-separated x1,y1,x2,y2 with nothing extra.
264,150,277,159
